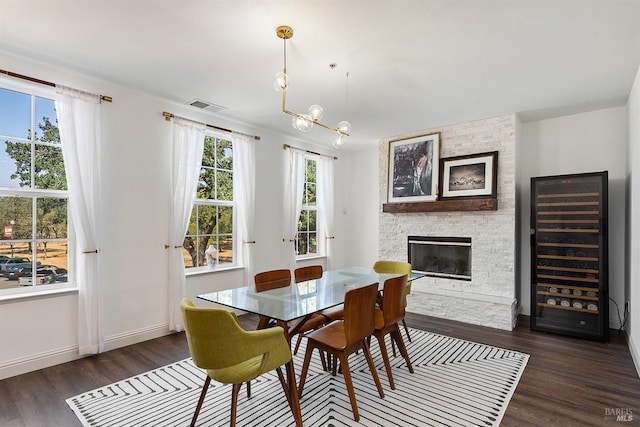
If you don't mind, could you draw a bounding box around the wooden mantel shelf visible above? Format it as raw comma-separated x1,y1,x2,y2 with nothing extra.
382,198,498,213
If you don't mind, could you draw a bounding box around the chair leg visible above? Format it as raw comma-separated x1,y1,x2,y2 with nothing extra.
298,342,315,398
246,381,251,398
337,352,360,422
390,334,397,357
362,340,385,399
230,383,242,427
293,334,303,355
392,326,414,374
375,332,396,390
402,318,412,342
191,375,211,427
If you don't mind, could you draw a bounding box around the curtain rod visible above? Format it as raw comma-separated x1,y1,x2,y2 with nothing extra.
0,68,113,102
162,111,260,141
283,144,337,160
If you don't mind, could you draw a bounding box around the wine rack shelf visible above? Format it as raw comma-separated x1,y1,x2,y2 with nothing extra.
530,171,608,342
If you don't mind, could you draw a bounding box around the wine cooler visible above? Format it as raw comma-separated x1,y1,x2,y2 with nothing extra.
530,171,608,341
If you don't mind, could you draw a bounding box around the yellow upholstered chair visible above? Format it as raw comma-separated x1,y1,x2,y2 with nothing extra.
372,260,413,342
372,275,414,389
180,298,294,427
298,282,385,421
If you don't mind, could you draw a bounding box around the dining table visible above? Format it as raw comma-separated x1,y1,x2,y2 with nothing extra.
197,266,422,427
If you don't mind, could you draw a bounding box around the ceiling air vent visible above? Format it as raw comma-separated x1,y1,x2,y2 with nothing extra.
187,99,227,113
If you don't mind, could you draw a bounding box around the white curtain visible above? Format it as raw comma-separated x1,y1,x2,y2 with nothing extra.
168,118,206,332
317,157,335,269
233,133,256,283
55,85,102,355
283,148,305,270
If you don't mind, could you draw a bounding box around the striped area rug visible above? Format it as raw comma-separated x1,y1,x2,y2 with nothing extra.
67,329,528,426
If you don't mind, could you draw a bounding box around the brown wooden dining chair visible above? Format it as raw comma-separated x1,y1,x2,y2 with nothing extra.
295,265,344,324
373,260,413,342
291,266,329,355
298,282,385,422
293,265,323,283
254,269,326,353
372,274,414,390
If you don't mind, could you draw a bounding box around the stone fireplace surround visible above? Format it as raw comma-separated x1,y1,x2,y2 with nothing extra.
379,114,517,330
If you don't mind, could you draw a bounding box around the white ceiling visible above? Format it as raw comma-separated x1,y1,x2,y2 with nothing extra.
1,0,639,150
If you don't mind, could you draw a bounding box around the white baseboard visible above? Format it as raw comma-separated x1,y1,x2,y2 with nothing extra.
628,333,640,378
0,345,81,380
103,322,171,352
0,323,172,380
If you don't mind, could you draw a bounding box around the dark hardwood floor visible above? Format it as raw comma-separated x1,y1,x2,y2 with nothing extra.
1,313,639,426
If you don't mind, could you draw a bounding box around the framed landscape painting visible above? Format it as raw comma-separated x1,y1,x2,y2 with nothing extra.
440,151,498,199
387,132,440,203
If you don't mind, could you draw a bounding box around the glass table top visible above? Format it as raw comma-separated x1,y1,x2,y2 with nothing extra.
197,267,422,323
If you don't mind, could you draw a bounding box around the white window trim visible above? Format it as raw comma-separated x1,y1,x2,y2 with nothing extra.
0,77,74,296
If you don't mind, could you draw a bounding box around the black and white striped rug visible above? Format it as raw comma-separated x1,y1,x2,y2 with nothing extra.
67,329,528,426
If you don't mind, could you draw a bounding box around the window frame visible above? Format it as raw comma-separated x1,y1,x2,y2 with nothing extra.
184,130,237,270
0,76,73,296
296,155,321,259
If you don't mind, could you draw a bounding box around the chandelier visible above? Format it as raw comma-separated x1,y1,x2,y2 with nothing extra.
273,25,351,148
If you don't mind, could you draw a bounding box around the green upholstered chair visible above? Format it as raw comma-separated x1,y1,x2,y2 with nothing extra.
372,260,413,342
180,298,294,427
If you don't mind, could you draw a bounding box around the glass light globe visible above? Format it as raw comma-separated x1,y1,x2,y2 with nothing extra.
292,114,313,132
337,120,351,134
332,134,345,148
273,71,288,92
308,104,324,121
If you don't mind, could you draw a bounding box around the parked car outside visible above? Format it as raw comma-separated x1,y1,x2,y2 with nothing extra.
18,266,66,286
0,257,35,276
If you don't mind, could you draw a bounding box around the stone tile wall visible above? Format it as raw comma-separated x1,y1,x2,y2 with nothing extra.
379,114,517,329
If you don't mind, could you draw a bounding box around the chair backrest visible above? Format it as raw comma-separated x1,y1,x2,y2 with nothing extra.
372,260,412,275
380,275,408,326
294,265,323,283
254,269,292,292
181,298,250,370
343,283,379,345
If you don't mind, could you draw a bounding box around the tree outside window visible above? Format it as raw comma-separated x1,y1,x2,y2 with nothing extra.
296,157,317,256
0,85,69,291
183,134,234,268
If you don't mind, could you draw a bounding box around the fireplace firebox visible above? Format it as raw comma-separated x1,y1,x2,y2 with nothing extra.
408,236,471,281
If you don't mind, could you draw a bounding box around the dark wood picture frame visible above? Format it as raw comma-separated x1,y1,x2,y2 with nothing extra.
439,151,498,199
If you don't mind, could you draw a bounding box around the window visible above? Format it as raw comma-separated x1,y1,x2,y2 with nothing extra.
0,79,69,292
183,133,234,268
296,157,317,257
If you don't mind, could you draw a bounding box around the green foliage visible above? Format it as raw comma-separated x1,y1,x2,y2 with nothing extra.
296,158,318,255
5,117,66,190
2,115,67,246
185,136,234,266
0,197,33,240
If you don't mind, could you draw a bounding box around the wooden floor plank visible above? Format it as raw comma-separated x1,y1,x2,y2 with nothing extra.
1,313,638,426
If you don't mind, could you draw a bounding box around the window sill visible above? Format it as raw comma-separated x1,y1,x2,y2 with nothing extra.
296,255,327,262
185,265,244,277
0,286,78,304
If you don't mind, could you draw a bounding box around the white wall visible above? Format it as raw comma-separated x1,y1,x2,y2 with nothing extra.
339,147,380,269
627,66,640,374
0,52,367,379
518,107,629,329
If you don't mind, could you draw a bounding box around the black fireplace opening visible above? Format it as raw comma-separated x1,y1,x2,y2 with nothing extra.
408,236,472,281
